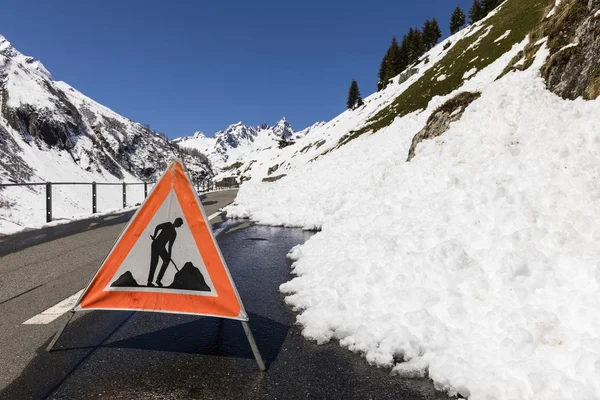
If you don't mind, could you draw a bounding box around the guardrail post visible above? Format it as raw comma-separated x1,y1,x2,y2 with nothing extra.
144,182,148,198
46,182,52,223
92,182,97,214
122,182,127,208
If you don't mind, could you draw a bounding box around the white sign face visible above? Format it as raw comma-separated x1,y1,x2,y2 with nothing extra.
106,189,217,297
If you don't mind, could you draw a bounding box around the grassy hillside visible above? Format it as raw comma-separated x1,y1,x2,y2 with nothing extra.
353,0,553,137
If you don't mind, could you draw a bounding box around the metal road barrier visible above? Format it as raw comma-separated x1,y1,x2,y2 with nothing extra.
0,181,153,223
198,179,240,192
0,179,239,224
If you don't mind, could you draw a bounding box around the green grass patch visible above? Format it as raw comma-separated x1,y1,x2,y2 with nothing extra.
336,130,365,148
352,0,552,138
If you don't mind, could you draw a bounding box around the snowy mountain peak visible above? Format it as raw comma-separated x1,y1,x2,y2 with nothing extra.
216,122,257,140
0,34,17,57
271,116,294,139
213,122,259,158
0,34,51,79
176,117,299,169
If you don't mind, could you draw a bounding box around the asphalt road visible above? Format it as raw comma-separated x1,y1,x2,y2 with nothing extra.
0,188,446,399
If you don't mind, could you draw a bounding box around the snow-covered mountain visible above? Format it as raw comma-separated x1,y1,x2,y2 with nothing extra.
0,34,211,233
173,131,216,159
174,117,322,177
226,0,600,399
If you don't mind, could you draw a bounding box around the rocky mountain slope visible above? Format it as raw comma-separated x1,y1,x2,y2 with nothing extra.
226,1,600,399
0,34,211,232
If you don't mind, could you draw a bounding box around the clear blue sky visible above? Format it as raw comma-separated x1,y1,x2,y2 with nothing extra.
2,0,472,138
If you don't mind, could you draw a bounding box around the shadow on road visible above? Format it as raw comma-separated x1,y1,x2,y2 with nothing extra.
105,313,288,365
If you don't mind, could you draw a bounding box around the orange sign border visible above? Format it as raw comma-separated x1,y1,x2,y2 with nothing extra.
75,161,246,320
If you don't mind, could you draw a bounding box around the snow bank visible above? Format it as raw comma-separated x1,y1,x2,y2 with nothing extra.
227,46,600,399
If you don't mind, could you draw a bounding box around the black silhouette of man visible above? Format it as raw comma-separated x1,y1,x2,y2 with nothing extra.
147,217,184,287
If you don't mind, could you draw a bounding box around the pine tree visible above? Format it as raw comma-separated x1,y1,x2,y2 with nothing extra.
378,36,408,89
433,18,442,42
423,19,442,51
377,53,388,91
398,34,410,70
449,7,466,34
481,0,499,15
406,28,425,64
384,36,403,82
422,19,433,51
469,0,484,23
347,79,362,110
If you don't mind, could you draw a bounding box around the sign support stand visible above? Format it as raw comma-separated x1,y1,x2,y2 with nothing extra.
241,321,266,372
47,310,75,352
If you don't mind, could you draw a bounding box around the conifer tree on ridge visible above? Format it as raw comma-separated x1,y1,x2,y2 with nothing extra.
449,7,466,34
469,0,485,23
347,79,363,110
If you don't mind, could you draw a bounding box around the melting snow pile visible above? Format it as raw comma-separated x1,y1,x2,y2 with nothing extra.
227,45,600,399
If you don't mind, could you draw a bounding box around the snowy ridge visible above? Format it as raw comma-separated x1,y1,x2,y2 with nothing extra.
175,116,305,176
0,34,210,234
172,131,216,160
226,1,600,399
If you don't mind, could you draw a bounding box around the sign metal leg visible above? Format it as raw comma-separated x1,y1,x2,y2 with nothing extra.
46,310,75,352
241,321,266,372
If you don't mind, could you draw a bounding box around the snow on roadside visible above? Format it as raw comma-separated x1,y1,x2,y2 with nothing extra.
227,42,600,399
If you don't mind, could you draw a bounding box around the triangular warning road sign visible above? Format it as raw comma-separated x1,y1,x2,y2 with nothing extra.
74,160,247,321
